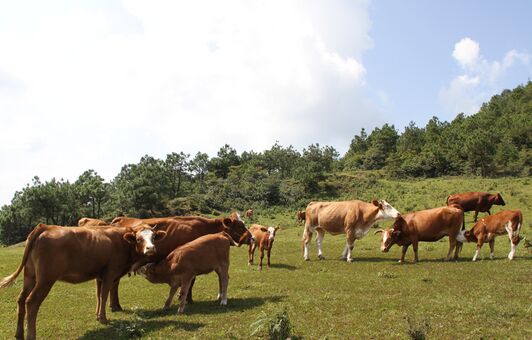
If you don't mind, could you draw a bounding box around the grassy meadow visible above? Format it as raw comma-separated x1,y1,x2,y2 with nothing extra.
0,176,530,339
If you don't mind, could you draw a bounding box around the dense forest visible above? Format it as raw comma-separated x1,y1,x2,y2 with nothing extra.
1,82,530,245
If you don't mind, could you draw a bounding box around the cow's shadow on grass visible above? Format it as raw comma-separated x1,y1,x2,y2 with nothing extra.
136,295,286,318
79,319,204,339
268,263,298,270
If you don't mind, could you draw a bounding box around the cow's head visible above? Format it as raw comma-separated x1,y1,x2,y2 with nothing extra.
223,212,252,245
456,229,477,243
495,193,505,206
372,199,400,220
375,215,406,252
261,226,279,241
124,224,167,256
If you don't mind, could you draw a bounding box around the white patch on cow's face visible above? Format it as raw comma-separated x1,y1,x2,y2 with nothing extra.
267,227,276,240
139,229,155,255
236,213,243,222
381,230,393,252
456,230,467,243
378,200,400,220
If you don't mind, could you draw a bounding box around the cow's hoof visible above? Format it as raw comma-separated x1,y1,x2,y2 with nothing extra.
397,260,403,264
98,317,108,325
110,305,123,312
318,255,325,260
347,258,354,263
304,258,310,261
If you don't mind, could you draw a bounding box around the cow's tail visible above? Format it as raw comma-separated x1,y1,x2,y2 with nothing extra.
0,224,46,289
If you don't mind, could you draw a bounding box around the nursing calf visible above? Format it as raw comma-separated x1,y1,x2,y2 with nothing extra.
248,224,279,269
377,206,464,263
0,223,166,340
457,210,522,261
138,232,236,313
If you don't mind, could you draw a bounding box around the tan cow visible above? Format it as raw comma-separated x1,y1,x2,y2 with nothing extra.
376,206,464,263
138,232,237,313
248,224,279,269
245,209,254,221
446,192,505,222
456,210,522,261
110,213,251,309
78,217,108,226
0,223,166,340
303,200,400,262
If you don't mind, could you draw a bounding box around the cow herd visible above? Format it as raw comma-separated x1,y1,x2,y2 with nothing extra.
0,191,524,339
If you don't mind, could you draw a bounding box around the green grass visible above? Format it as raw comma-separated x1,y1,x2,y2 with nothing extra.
0,176,531,339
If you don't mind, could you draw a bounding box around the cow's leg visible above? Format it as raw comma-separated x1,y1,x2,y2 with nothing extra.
487,210,491,215
505,221,518,260
217,266,229,306
399,245,409,263
316,229,325,260
473,236,484,261
16,274,36,340
345,232,356,262
97,278,114,324
109,279,122,312
454,241,463,260
178,275,195,313
164,284,179,309
25,281,54,340
412,241,419,263
302,225,314,261
186,278,195,304
445,237,457,261
248,243,257,265
267,247,272,267
488,238,495,259
473,210,479,222
259,246,264,270
95,279,102,318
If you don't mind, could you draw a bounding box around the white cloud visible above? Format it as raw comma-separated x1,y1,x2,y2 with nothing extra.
440,37,530,117
0,0,379,205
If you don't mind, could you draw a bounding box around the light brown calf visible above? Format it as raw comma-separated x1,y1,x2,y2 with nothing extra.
0,223,166,340
376,206,464,263
248,224,279,269
78,217,109,226
296,210,306,224
138,232,237,313
457,210,522,261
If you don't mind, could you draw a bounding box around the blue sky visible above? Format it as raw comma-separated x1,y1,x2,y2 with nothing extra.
0,0,530,205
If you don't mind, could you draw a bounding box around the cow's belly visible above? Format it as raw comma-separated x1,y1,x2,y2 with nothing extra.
59,272,98,284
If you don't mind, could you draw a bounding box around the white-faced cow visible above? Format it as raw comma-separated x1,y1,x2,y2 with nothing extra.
456,210,522,261
248,224,280,269
302,200,400,262
0,223,166,340
376,206,464,263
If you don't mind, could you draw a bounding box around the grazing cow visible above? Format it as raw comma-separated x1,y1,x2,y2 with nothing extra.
456,210,522,261
138,232,237,313
296,210,306,224
376,206,464,263
111,213,251,309
446,192,505,222
0,223,166,340
303,200,400,262
78,217,108,226
247,224,279,269
245,209,254,221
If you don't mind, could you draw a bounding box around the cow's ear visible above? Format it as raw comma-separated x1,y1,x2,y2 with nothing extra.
222,218,233,227
123,232,136,244
275,226,280,231
372,199,379,207
154,230,167,242
260,227,268,232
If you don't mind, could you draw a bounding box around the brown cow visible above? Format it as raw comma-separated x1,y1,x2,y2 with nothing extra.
78,217,108,226
111,213,251,309
376,206,464,263
303,199,400,262
245,209,254,221
248,224,279,269
0,223,166,340
138,232,237,313
446,192,505,222
296,210,306,224
456,210,522,261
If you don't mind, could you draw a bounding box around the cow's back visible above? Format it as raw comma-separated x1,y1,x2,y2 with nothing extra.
447,192,489,211
306,200,374,234
170,234,230,275
404,206,463,240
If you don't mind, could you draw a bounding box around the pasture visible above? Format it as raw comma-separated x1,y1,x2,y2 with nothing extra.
0,176,531,339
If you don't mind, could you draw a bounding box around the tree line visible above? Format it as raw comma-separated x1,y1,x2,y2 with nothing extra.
1,82,530,245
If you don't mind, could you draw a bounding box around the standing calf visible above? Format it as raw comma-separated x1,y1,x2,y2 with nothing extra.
248,224,279,269
138,232,237,313
457,210,522,261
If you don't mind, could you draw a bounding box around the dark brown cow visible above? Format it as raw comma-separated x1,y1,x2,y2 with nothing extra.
456,210,522,261
446,192,505,222
303,200,400,262
376,206,464,263
111,213,251,309
296,210,306,224
0,223,166,340
138,232,237,312
78,218,108,226
247,224,279,269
